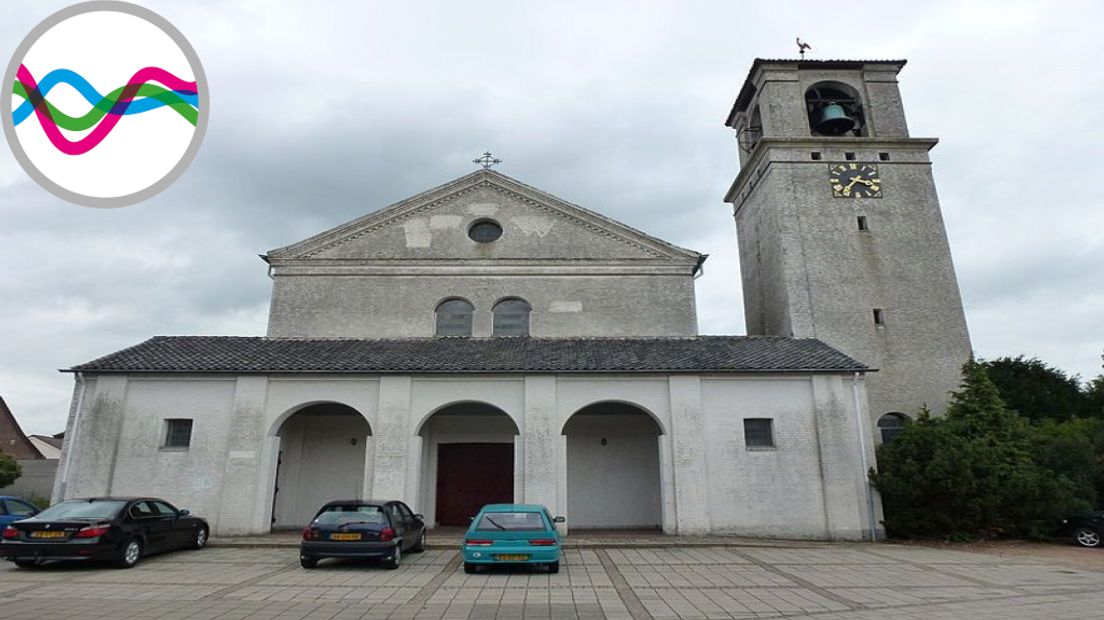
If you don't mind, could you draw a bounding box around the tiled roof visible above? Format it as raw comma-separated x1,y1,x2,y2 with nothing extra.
67,336,869,375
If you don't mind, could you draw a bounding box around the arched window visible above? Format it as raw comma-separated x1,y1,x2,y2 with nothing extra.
805,81,866,137
877,412,909,444
492,298,531,336
435,299,473,337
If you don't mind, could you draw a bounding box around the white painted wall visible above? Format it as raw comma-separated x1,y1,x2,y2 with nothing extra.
57,371,879,539
564,410,661,528
273,408,371,527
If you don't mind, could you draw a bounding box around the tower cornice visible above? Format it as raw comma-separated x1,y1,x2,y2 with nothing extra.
723,137,939,206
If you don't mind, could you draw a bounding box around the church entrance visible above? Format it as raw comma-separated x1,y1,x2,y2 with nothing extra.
271,403,371,528
418,402,519,527
563,402,663,529
435,443,513,525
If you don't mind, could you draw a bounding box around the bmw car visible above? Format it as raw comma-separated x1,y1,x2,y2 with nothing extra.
300,500,426,569
1061,511,1103,548
1,497,209,568
462,504,564,574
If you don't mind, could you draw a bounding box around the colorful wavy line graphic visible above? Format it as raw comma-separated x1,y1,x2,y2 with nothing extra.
13,68,198,127
12,64,198,155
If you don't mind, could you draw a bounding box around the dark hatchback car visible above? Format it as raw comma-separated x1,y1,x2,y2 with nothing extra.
1061,511,1103,548
300,500,426,569
1,497,209,568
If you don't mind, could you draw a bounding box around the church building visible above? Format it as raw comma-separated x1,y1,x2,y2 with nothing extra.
51,58,969,540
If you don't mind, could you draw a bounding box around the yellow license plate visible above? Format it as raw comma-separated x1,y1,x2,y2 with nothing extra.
30,531,66,539
494,554,530,561
330,533,362,541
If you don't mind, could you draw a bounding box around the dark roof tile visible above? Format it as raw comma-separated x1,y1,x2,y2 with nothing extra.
67,336,869,375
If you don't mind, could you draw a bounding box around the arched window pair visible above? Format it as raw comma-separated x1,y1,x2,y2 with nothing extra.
435,298,530,337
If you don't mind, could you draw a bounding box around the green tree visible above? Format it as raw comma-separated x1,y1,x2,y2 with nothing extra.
871,359,1091,539
0,449,20,488
981,356,1087,422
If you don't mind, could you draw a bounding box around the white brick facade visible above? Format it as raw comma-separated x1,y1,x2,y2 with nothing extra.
54,371,880,539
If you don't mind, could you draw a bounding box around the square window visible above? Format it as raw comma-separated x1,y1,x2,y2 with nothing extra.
810,152,822,160
873,308,886,326
879,152,890,161
164,419,193,449
743,418,774,449
844,152,856,161
857,216,869,231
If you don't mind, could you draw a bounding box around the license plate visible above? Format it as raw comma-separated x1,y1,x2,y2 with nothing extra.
30,531,66,539
329,533,362,541
494,554,529,561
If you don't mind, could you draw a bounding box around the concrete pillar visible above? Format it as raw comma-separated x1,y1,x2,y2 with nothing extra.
372,376,412,501
361,435,376,500
215,376,270,535
405,435,422,509
60,375,128,499
556,434,568,536
668,375,710,534
522,376,557,510
811,374,879,540
658,434,677,534
256,435,281,533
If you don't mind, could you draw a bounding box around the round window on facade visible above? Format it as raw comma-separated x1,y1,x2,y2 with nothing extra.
468,219,503,243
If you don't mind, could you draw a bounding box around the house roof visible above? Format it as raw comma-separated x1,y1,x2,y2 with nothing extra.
65,335,869,375
0,396,44,460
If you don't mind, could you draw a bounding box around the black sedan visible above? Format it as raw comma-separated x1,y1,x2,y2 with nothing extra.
300,499,425,569
1062,511,1103,548
1,497,209,568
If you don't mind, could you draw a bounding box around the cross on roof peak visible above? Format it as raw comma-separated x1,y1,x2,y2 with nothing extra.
473,151,502,169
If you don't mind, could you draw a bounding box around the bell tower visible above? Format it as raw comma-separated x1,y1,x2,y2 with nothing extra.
723,59,972,429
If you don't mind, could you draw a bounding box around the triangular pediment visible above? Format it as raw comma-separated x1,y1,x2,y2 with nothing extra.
266,170,701,262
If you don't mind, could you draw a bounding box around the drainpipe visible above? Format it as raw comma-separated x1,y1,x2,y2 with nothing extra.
58,371,87,501
852,371,877,541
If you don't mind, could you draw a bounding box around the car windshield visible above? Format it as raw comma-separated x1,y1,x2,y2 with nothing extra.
314,505,387,526
475,512,547,531
34,500,126,520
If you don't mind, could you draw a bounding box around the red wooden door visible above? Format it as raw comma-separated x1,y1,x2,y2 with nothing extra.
436,443,514,526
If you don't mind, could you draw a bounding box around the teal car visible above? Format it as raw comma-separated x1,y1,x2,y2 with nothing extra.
462,504,564,574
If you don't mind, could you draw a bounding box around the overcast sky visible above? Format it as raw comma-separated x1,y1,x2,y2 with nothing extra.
2,0,1102,435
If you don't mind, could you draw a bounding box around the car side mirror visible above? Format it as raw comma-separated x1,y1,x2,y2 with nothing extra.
179,509,190,516
553,516,565,523
414,514,424,520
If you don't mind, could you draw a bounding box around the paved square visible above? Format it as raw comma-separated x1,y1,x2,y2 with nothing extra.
1,543,1102,619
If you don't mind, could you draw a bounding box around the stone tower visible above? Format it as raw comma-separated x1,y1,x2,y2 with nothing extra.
723,59,972,431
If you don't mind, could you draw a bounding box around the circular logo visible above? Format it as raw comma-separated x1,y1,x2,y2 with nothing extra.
2,1,207,208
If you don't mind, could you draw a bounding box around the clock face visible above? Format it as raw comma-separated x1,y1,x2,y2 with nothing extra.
829,163,882,198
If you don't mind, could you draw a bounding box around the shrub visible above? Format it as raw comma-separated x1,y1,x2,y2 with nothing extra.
0,449,20,488
871,360,1092,539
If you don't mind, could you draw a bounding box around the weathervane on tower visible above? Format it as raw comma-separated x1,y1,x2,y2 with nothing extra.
796,37,812,59
473,151,502,169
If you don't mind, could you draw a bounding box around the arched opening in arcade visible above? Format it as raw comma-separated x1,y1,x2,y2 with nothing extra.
418,402,520,527
271,402,372,528
562,402,663,530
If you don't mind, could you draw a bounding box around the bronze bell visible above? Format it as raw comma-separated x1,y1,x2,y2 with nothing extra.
814,102,856,135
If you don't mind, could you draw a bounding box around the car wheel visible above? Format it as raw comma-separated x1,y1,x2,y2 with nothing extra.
190,526,209,550
300,556,318,569
1074,526,1102,548
13,559,38,569
411,532,426,553
547,561,560,574
382,544,401,569
113,539,143,569
464,562,477,574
